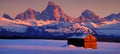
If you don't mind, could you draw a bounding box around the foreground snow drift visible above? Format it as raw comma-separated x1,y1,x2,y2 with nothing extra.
0,39,120,54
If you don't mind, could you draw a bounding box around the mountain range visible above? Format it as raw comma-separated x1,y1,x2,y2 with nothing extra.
0,1,120,40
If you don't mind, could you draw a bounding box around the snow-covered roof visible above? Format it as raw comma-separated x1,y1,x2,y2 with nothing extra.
68,34,89,39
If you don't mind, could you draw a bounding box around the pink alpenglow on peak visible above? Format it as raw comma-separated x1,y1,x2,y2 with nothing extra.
40,1,73,22
28,8,36,19
15,8,41,20
48,1,57,6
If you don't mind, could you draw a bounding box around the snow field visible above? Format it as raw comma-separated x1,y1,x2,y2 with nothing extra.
0,39,120,54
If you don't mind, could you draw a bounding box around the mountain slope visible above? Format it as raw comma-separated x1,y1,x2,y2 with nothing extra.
43,22,93,35
0,17,28,33
0,1,120,40
105,13,120,21
94,21,120,37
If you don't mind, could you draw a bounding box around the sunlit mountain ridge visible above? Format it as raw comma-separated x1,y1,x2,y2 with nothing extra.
0,1,120,40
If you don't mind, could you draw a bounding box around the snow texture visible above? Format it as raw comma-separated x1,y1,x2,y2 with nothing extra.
0,17,28,33
44,22,93,34
94,22,120,36
0,39,120,54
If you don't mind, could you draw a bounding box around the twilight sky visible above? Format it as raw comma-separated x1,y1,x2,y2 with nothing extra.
0,0,120,18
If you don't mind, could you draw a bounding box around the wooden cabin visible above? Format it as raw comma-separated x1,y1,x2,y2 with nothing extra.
67,34,97,49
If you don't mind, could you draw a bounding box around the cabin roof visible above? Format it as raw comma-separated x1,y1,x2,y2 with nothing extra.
68,34,89,39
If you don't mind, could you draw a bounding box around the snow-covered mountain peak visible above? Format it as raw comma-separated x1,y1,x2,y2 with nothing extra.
24,8,36,19
78,9,102,23
81,9,95,16
0,1,120,38
15,8,41,20
81,9,99,19
28,8,33,11
40,1,72,22
46,1,61,12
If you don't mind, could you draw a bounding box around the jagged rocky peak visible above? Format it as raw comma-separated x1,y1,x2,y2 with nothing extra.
26,8,35,19
3,13,13,20
45,1,60,12
48,1,57,6
78,9,102,23
81,9,96,18
28,8,33,11
15,8,41,20
40,1,73,22
25,8,35,14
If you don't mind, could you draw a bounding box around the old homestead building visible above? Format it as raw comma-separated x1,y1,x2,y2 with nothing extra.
67,34,97,49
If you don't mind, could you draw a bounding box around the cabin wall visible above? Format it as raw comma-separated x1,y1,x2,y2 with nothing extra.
84,41,97,49
68,38,84,46
84,35,97,49
67,34,97,49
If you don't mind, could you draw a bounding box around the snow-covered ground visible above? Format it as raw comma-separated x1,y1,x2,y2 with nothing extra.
0,39,120,54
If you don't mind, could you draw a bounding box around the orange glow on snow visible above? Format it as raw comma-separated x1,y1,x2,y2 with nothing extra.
103,20,118,25
28,8,35,19
54,8,60,22
90,22,99,28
